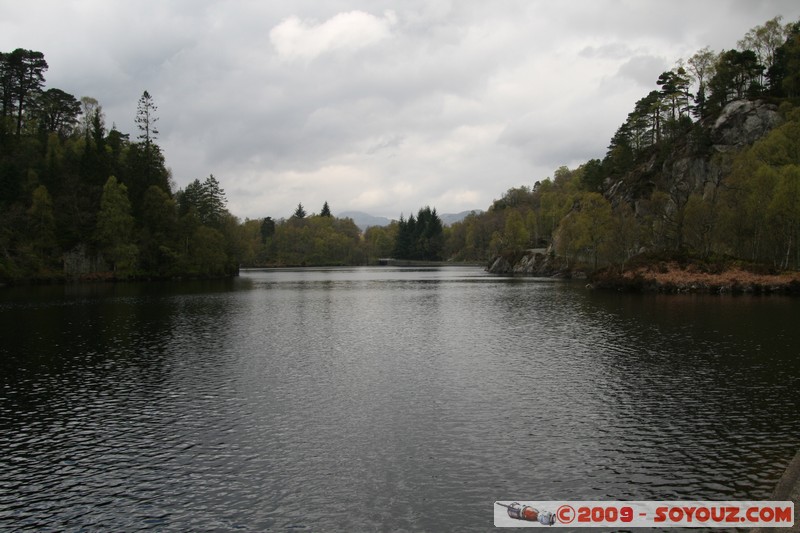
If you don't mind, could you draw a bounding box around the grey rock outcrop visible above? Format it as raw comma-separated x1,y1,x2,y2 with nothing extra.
487,255,513,274
487,250,570,276
63,245,107,277
608,99,782,213
710,99,781,153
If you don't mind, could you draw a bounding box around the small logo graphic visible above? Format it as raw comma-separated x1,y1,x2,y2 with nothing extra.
496,502,556,525
556,505,575,524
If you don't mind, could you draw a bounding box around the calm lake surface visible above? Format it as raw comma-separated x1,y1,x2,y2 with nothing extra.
1,266,799,531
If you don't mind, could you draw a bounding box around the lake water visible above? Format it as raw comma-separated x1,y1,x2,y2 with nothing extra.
1,266,799,531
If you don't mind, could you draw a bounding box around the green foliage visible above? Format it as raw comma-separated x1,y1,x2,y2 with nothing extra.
139,185,179,275
769,22,800,97
393,206,444,260
37,88,81,138
264,215,363,266
445,211,498,261
502,210,529,251
707,49,765,114
25,184,58,273
177,175,227,228
260,216,275,243
555,192,614,268
0,49,48,136
186,226,227,276
718,108,800,268
95,176,137,275
0,50,241,281
364,223,398,260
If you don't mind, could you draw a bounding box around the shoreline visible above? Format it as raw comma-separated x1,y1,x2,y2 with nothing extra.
590,260,800,295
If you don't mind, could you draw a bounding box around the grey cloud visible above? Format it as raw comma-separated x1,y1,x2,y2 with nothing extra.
366,134,405,155
579,43,634,60
616,55,670,88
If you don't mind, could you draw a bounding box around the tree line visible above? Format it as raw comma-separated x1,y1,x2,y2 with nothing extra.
3,15,800,281
236,203,446,267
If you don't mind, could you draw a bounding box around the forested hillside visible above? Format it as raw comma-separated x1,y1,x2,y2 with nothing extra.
446,15,800,272
0,50,246,281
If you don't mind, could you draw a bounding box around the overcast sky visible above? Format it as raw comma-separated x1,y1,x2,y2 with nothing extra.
3,1,800,220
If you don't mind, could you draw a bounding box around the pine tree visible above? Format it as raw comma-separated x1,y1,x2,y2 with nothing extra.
393,215,411,258
260,217,275,243
128,90,170,210
320,201,332,217
201,174,227,227
135,90,159,147
177,175,227,227
0,49,48,136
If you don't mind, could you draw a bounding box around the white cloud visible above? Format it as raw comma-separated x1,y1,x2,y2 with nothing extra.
270,10,397,62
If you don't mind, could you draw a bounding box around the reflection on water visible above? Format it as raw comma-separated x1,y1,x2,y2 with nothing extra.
1,267,798,531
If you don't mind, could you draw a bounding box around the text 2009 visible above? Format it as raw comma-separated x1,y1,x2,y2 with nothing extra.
576,506,634,523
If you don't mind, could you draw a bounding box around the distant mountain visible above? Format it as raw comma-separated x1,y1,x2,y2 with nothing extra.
337,211,393,231
338,209,483,231
440,210,483,226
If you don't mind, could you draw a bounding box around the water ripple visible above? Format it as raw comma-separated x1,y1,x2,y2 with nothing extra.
1,269,799,531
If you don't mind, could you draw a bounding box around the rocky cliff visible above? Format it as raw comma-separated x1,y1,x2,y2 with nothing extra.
488,99,784,277
607,99,782,213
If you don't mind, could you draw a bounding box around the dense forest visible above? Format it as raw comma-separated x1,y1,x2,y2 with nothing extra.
2,15,800,283
0,55,244,281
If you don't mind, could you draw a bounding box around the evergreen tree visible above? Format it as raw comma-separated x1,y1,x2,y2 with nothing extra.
127,90,170,212
293,203,306,219
0,49,48,136
768,22,800,97
260,217,275,243
135,90,159,147
201,174,227,227
37,88,81,138
177,175,228,227
392,208,444,260
393,215,411,258
320,201,332,217
707,49,765,114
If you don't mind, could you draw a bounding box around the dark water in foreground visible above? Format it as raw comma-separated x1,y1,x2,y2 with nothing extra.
1,267,799,531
